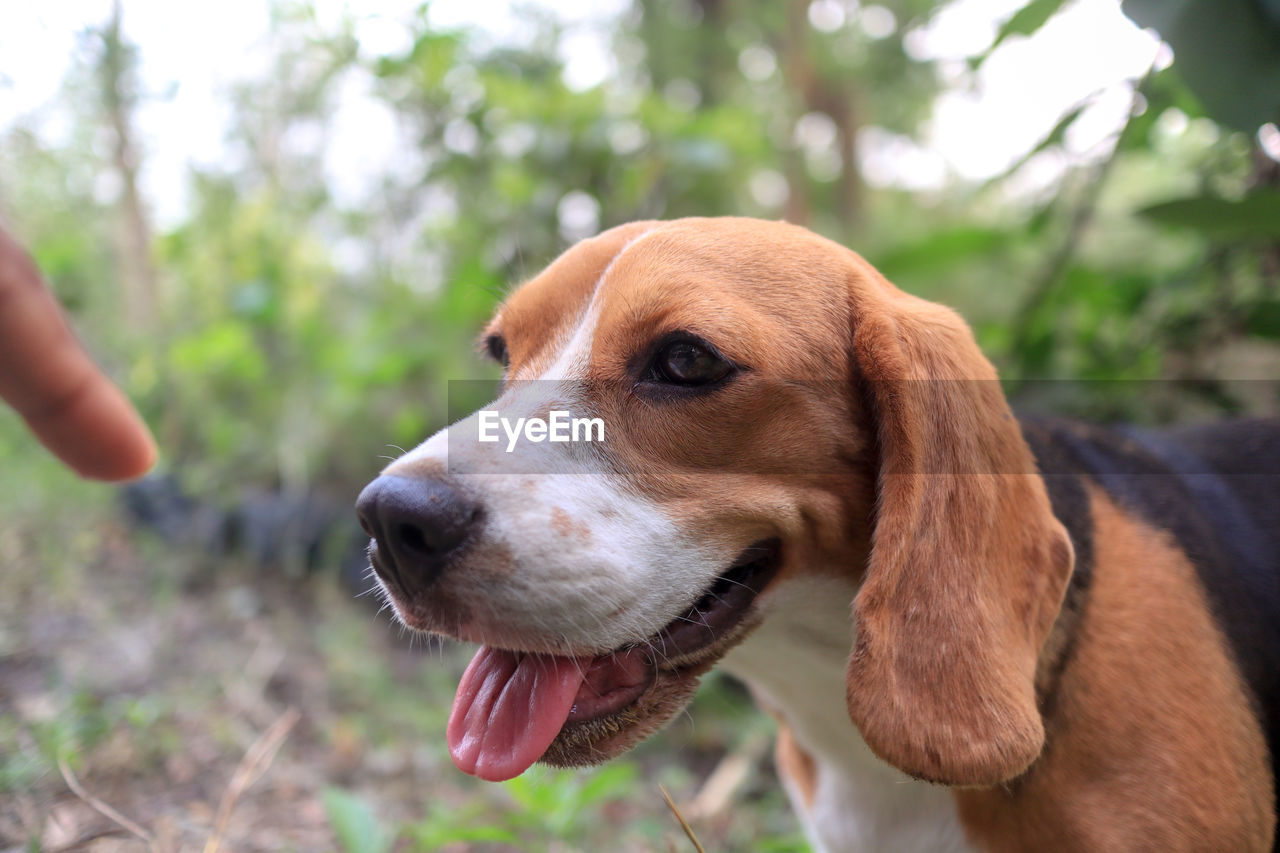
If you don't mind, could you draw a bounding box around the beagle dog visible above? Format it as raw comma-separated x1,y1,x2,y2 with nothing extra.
356,218,1279,852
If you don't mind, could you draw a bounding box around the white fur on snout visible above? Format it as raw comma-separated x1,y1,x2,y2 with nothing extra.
384,274,733,654
387,416,727,654
461,467,718,652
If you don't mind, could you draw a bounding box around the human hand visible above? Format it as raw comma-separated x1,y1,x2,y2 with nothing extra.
0,225,157,481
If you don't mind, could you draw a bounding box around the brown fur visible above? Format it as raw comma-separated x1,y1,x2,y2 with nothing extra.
775,723,819,811
550,506,592,544
392,218,1274,847
956,487,1274,850
842,262,1073,787
491,219,879,587
488,220,657,376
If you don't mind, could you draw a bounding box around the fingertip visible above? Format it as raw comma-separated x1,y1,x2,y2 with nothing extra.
28,381,159,483
82,423,158,482
76,394,159,483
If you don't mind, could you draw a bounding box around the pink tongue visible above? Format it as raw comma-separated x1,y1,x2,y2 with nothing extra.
447,646,586,781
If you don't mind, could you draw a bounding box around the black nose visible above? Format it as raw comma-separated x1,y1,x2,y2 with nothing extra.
355,475,481,585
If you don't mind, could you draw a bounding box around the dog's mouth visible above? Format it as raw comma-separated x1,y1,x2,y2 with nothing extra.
446,538,782,782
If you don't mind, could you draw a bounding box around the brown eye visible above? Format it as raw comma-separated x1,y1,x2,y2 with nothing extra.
651,340,733,385
484,334,509,367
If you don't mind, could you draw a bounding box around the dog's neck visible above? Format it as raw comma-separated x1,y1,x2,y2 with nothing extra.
720,573,974,853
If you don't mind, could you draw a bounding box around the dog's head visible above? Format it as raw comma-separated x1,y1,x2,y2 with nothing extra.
356,217,1072,786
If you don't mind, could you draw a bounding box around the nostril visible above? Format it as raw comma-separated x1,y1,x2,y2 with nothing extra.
397,522,429,554
355,475,481,581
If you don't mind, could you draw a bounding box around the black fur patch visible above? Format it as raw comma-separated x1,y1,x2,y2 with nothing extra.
1019,417,1095,721
1021,415,1280,836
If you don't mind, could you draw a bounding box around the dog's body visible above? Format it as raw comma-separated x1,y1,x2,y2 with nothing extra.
357,218,1279,851
733,415,1280,852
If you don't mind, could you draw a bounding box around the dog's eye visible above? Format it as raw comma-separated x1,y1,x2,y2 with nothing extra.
650,340,733,385
483,334,509,367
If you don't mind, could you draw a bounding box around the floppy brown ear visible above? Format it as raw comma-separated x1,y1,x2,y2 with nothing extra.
843,263,1073,787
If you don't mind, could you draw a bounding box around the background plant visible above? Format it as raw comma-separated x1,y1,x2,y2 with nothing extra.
0,0,1276,849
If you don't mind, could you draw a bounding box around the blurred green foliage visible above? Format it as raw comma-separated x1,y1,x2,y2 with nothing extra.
0,0,1278,848
324,787,397,853
1122,0,1280,132
2,0,1278,497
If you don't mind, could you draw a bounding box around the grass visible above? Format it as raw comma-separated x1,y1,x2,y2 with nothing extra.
0,429,809,852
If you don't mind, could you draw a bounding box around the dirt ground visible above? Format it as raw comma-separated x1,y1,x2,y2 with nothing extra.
0,491,806,852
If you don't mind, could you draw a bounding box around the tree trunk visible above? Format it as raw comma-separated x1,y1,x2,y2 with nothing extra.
101,0,157,333
780,0,812,226
777,0,865,235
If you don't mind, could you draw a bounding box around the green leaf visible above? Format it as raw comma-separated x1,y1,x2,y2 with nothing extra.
1245,300,1280,338
402,811,520,849
872,227,1011,279
1122,0,1280,132
321,789,394,853
971,0,1070,70
1137,191,1280,240
1120,67,1206,153
574,762,638,807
